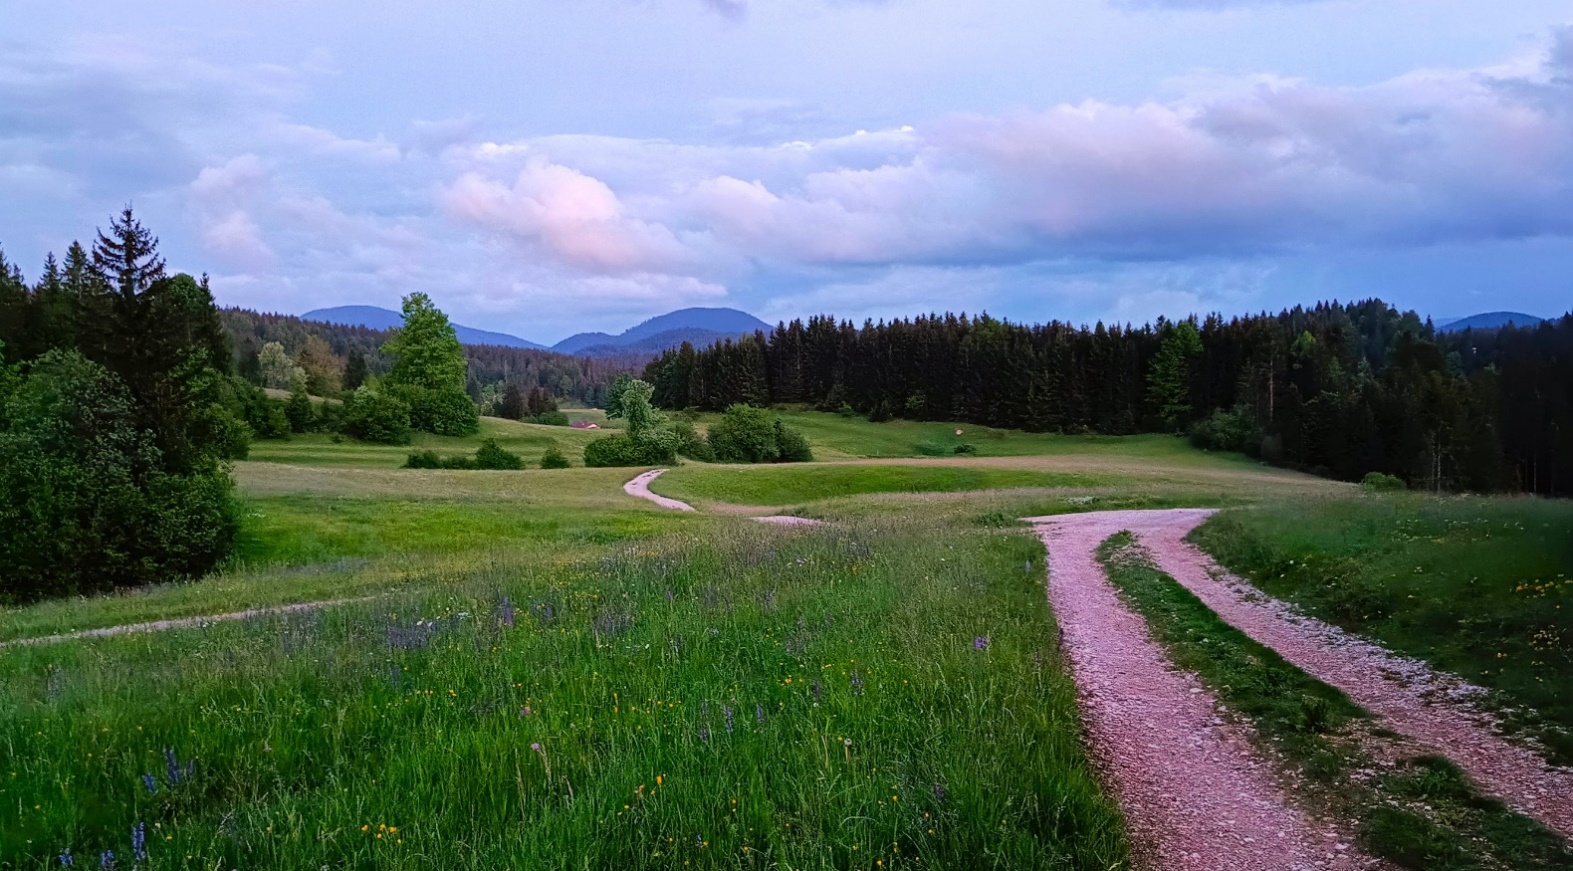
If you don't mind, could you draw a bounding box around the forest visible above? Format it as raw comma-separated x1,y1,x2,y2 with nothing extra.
644,302,1573,496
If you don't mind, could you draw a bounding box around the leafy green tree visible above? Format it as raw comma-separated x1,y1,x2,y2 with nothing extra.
604,373,635,419
618,379,658,438
341,386,412,444
1147,320,1203,431
259,341,304,390
0,351,239,602
708,403,780,463
382,292,478,436
284,384,314,433
540,443,571,469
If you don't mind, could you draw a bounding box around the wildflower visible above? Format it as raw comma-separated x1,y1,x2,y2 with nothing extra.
164,749,181,785
58,850,73,867
141,774,157,795
811,681,822,703
499,595,515,628
519,706,533,717
850,671,864,695
723,705,734,734
98,851,114,870
699,723,710,743
973,636,988,651
131,823,146,861
931,783,948,804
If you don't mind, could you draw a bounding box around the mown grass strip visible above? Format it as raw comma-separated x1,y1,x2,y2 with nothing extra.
1098,532,1573,871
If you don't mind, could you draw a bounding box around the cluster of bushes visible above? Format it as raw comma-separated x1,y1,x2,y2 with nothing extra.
1188,405,1264,455
705,404,813,463
404,438,526,470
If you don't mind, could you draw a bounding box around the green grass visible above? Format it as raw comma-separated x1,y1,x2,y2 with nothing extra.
1191,494,1573,763
653,464,1109,508
0,521,1127,869
247,417,614,469
1099,534,1573,871
698,410,1260,467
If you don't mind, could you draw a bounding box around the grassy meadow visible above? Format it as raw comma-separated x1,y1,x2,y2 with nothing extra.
0,409,1568,868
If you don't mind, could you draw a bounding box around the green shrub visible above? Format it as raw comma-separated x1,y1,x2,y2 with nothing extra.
708,404,779,463
583,433,676,467
673,419,715,462
915,440,950,457
540,444,572,469
1189,405,1259,454
404,450,443,469
531,410,569,426
774,420,814,463
953,443,977,455
473,438,524,470
0,351,239,602
341,387,412,445
1360,471,1407,492
397,385,480,437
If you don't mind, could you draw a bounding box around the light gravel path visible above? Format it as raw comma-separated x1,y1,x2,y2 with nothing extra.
752,516,824,527
0,597,377,649
1135,514,1573,842
1028,509,1370,870
622,469,696,512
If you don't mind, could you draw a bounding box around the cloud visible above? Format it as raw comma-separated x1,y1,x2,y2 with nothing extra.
440,159,699,274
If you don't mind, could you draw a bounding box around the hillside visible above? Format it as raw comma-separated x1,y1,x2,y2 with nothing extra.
302,305,546,349
1439,311,1546,332
552,307,770,356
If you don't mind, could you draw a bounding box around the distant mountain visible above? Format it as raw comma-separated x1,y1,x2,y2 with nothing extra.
552,307,771,357
1438,311,1546,332
301,305,546,350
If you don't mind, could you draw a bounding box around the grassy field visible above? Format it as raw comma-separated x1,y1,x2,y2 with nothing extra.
1100,535,1573,870
651,465,1112,509
247,417,615,469
0,521,1128,869
3,408,1568,868
1193,495,1573,763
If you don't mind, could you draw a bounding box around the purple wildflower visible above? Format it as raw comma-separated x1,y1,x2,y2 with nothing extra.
98,851,114,870
811,681,822,703
131,822,146,861
58,850,73,867
974,636,989,651
164,749,181,785
723,705,734,734
698,723,710,743
932,782,949,805
499,595,515,628
141,774,157,795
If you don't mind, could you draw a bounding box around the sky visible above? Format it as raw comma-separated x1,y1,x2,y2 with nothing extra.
2,0,1571,344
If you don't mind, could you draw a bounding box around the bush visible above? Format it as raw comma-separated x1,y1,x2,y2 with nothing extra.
540,444,572,469
953,443,977,455
531,410,569,426
0,351,239,602
1189,406,1259,454
404,450,443,469
708,404,779,463
583,433,676,467
673,419,715,462
398,385,480,437
342,387,412,445
474,438,524,470
1360,471,1407,492
774,421,814,463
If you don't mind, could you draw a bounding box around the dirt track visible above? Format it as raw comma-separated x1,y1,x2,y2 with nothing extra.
1028,509,1370,871
0,597,376,649
1028,507,1573,869
622,469,695,511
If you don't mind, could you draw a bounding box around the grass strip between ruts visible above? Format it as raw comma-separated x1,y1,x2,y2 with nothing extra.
1097,532,1573,871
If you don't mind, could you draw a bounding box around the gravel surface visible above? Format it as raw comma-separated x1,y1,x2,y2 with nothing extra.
622,469,696,512
1027,509,1373,871
1137,513,1573,841
0,596,377,648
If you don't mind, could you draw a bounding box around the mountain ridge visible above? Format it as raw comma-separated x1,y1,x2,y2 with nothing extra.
1438,311,1546,332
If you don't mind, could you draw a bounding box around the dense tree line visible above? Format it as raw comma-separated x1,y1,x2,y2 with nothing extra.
0,210,243,601
222,309,632,404
645,302,1573,496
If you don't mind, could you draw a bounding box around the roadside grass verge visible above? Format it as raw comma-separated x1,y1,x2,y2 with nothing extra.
0,522,1127,869
652,464,1109,507
1099,534,1573,870
1191,495,1573,763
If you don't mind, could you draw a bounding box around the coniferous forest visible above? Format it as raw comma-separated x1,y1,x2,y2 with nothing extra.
644,304,1573,496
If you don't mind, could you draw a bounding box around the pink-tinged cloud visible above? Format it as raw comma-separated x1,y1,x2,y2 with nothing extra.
440,160,697,274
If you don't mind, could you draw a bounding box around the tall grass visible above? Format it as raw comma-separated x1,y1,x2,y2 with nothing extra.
652,465,1108,508
0,522,1126,869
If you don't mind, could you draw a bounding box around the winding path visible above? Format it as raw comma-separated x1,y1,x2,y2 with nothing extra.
1028,509,1368,871
622,469,695,512
1028,508,1573,866
0,597,378,649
